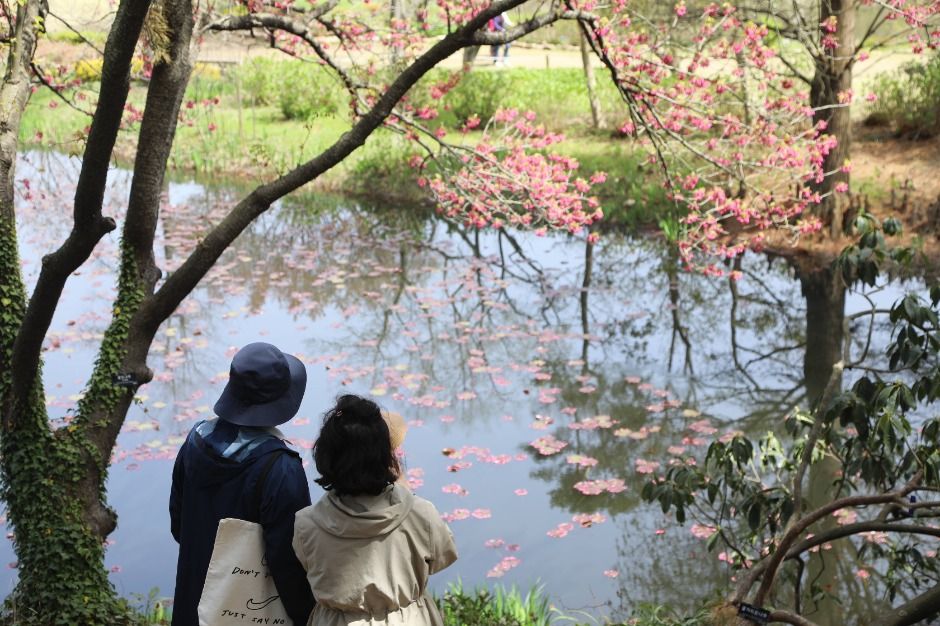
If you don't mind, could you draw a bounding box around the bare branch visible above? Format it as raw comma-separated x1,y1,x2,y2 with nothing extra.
204,10,362,97
30,62,94,117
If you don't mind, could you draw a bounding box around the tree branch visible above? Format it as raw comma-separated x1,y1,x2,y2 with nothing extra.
7,0,153,421
204,10,361,98
869,582,940,626
767,609,819,626
140,0,583,333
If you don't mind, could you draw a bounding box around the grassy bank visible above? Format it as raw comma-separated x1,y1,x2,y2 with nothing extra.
130,583,712,626
23,57,669,228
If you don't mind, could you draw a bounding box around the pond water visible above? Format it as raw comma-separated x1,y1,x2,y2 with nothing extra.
3,152,932,620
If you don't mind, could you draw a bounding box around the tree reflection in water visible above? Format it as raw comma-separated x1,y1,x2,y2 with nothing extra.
14,156,934,619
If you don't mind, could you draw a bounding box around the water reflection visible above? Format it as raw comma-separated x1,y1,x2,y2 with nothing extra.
6,152,933,619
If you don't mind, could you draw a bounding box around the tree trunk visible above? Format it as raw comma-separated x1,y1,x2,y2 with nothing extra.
809,0,855,238
463,45,481,68
579,30,601,129
798,262,847,626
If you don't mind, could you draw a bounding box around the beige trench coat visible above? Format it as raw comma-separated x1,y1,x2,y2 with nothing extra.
292,483,458,626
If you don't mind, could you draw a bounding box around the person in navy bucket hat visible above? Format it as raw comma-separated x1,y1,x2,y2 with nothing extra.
214,342,307,427
169,342,315,626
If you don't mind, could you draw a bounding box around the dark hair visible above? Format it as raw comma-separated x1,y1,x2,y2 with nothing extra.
313,394,400,496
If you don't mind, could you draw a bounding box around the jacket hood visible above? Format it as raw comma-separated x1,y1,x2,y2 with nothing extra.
184,421,287,488
311,483,414,539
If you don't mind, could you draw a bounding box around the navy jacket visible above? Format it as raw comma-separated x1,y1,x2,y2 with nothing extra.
169,420,315,626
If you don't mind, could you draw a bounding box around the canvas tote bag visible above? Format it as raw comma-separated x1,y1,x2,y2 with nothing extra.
198,451,293,626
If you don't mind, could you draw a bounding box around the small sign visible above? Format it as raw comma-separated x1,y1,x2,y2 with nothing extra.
112,373,139,388
737,603,770,624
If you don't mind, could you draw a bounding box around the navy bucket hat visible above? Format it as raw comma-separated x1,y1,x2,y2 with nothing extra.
214,342,307,427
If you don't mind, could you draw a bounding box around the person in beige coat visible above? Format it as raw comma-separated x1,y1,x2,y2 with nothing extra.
292,394,458,626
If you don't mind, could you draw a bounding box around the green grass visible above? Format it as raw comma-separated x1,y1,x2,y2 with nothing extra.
20,58,670,227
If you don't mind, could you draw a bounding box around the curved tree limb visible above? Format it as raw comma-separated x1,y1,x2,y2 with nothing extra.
139,0,591,334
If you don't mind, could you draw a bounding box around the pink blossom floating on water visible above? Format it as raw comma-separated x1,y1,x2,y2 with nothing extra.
635,459,661,474
471,509,492,519
568,415,616,430
625,376,642,384
547,522,575,538
573,478,627,495
441,508,471,522
614,425,661,440
688,419,718,435
484,539,505,549
603,569,619,578
856,568,871,580
530,435,568,456
573,513,607,527
407,468,424,490
442,483,468,497
486,556,521,578
566,454,599,468
530,414,554,430
690,524,717,539
513,489,528,496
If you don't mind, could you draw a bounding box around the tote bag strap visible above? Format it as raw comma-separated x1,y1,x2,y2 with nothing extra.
251,449,286,519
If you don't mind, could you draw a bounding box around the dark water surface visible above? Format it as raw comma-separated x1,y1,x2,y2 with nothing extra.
3,152,929,619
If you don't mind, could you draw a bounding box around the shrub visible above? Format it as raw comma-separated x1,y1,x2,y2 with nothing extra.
444,70,513,124
276,62,344,121
234,57,283,106
865,53,940,138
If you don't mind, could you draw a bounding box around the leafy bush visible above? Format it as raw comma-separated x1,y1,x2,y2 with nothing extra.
410,68,620,129
233,58,344,119
865,53,940,138
277,62,344,121
437,581,555,626
444,70,514,124
234,57,283,106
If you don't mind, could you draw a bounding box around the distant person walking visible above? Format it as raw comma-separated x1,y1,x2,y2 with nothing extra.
292,394,458,625
169,342,315,626
489,12,513,65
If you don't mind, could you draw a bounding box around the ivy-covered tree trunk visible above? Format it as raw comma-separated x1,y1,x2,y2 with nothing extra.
809,0,855,237
0,0,157,621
